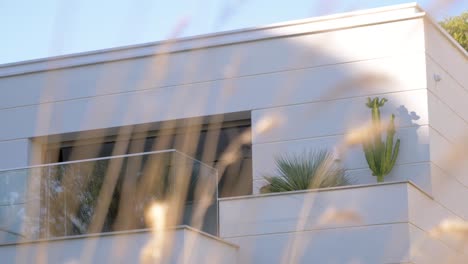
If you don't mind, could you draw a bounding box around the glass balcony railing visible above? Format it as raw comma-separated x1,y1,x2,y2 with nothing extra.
0,149,218,244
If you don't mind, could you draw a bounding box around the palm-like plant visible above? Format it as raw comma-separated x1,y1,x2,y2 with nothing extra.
260,150,350,193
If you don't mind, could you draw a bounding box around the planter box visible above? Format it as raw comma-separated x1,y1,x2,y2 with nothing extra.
220,181,467,264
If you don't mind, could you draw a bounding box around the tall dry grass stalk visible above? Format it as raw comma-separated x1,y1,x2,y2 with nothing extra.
1,1,465,263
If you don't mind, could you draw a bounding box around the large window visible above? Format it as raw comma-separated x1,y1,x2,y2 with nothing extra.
42,117,252,236
51,119,252,197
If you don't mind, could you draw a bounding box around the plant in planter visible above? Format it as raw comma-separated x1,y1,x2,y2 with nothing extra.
362,97,400,183
260,150,350,193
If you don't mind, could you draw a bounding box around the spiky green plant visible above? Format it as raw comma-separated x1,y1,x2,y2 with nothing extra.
362,97,400,183
260,150,350,193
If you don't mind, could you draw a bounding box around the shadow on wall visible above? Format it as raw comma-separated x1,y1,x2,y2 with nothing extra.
254,100,426,189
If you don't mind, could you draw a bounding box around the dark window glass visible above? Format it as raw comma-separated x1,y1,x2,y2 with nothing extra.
56,121,252,197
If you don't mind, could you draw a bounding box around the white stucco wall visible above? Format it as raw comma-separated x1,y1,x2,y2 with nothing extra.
219,182,468,263
423,19,468,221
252,88,430,191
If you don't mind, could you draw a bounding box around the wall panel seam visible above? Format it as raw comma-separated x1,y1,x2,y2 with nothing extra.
425,53,467,92
250,87,428,113
0,53,427,111
428,124,455,146
253,123,428,145
252,161,432,182
430,161,468,190
408,222,468,255
427,89,468,125
221,222,410,239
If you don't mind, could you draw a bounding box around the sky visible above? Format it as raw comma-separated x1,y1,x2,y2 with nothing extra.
0,0,465,64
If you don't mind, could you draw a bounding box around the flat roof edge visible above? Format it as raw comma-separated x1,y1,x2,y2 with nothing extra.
0,3,423,77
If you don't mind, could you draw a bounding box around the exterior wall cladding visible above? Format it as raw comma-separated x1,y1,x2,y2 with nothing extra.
0,3,467,264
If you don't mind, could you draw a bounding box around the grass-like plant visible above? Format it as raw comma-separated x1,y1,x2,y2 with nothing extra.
260,150,350,193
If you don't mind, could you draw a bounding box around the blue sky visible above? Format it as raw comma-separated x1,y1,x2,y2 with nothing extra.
0,0,465,64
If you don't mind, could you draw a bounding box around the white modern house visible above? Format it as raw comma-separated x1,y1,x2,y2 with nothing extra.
0,3,467,263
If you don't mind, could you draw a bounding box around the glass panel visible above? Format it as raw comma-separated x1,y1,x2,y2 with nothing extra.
0,150,218,245
0,167,42,243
